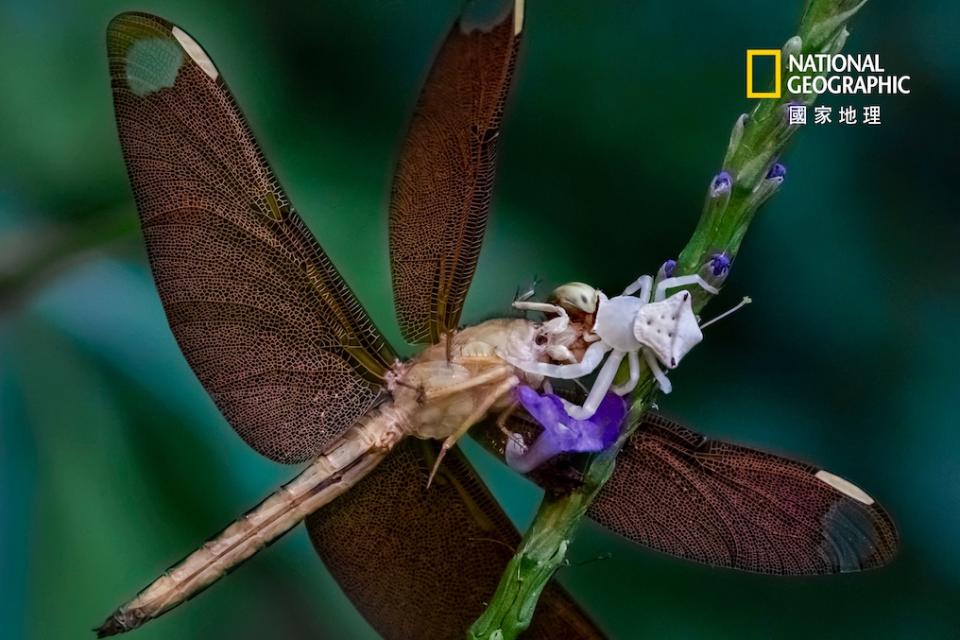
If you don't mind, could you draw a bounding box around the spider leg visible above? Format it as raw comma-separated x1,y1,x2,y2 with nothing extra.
643,349,672,393
502,341,610,379
654,274,719,301
562,350,626,420
426,375,520,488
623,274,653,299
611,350,641,396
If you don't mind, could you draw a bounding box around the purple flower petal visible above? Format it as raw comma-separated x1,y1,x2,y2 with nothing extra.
506,386,627,473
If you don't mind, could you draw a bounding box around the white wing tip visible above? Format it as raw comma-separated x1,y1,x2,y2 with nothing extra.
815,469,875,505
514,0,525,35
172,26,219,81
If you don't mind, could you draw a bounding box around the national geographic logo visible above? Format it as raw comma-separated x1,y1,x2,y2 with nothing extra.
746,49,781,98
746,50,910,99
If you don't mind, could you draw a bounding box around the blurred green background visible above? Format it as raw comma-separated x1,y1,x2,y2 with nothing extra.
2,0,958,638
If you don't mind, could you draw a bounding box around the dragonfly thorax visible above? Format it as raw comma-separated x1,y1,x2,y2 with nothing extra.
396,318,568,442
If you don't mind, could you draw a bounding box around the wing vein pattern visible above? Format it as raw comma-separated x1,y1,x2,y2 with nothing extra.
307,439,605,639
588,413,899,574
108,12,395,463
389,5,522,344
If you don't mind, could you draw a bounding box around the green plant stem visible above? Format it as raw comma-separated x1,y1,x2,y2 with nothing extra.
468,2,869,638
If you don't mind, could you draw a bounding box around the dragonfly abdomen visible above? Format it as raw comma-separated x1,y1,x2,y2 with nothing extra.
96,404,411,637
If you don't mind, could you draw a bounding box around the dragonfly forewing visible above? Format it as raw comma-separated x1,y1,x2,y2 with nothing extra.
389,0,523,345
107,12,396,464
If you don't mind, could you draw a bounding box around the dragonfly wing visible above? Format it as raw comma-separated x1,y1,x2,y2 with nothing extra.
588,413,899,575
306,439,605,639
107,13,396,463
389,1,523,344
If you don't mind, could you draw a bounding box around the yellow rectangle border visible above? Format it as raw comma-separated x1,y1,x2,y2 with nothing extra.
746,49,781,99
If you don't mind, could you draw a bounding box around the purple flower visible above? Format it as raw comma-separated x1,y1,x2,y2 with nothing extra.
708,252,731,277
658,258,677,280
505,386,626,474
766,162,787,180
710,171,732,198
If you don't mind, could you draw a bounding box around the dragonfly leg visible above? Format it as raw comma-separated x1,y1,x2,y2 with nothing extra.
495,400,535,463
427,374,520,488
495,400,520,436
389,378,426,403
513,300,570,334
444,330,455,362
422,363,514,402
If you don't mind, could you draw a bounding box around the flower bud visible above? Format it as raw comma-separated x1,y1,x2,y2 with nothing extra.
700,252,732,288
707,252,731,277
710,171,732,198
657,259,677,281
766,162,787,180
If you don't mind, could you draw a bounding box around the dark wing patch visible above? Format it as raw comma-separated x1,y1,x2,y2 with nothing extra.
107,13,396,463
389,1,522,344
588,413,899,575
306,439,605,639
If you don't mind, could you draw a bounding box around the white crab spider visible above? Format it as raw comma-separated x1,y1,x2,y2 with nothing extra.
503,273,719,420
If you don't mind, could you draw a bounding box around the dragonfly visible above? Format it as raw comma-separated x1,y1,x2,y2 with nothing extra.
98,4,898,639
